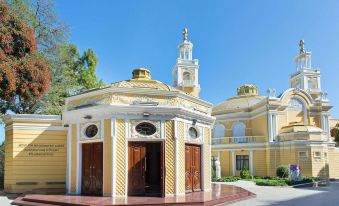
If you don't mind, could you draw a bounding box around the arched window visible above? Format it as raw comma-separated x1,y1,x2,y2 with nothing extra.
213,124,225,144
287,97,308,125
232,122,246,137
183,72,191,81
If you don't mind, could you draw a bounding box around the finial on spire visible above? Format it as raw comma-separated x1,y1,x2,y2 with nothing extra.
183,28,188,41
299,39,305,53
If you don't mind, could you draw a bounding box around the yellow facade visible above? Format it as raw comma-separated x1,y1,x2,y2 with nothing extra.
4,66,214,197
4,115,67,193
212,81,339,179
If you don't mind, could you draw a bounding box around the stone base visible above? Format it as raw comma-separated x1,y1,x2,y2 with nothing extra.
13,184,255,206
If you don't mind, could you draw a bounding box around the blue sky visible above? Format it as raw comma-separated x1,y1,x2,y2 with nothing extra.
2,0,339,142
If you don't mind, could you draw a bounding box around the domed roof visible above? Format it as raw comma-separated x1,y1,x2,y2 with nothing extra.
279,124,323,134
213,95,266,112
110,68,181,92
213,84,266,113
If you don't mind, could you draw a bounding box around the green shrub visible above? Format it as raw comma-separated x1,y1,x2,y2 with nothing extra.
255,179,288,186
276,165,290,178
240,169,250,179
214,176,241,182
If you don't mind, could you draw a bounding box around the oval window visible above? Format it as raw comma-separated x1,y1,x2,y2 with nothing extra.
189,127,198,139
135,122,156,136
85,124,98,138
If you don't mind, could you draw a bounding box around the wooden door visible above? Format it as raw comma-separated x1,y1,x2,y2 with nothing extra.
192,146,201,191
185,145,193,192
128,142,146,196
82,144,92,195
91,143,103,195
81,143,103,196
185,144,201,193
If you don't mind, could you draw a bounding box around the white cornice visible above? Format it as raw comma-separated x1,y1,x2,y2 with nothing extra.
3,114,62,124
65,86,213,108
62,104,215,125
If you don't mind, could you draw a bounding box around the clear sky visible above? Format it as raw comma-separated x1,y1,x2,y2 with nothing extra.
2,0,339,143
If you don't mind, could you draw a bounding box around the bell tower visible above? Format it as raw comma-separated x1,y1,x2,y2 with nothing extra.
289,40,322,99
172,28,200,97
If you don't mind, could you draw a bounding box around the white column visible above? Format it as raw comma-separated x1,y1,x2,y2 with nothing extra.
317,76,321,90
268,113,273,142
325,115,330,142
111,118,117,197
66,125,72,194
272,114,278,141
231,151,236,176
249,150,254,176
174,120,179,195
76,123,81,194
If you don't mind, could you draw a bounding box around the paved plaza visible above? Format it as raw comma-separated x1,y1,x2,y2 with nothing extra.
223,180,339,206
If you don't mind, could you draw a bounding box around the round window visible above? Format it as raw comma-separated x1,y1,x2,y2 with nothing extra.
189,127,198,139
85,124,98,138
135,122,156,136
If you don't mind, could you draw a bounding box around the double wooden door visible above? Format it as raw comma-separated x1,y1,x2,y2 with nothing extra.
82,143,103,196
185,144,201,192
128,142,164,196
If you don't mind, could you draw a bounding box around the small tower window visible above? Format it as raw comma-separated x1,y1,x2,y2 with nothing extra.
183,72,191,81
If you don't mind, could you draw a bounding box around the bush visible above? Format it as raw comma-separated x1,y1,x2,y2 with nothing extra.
276,165,290,178
255,179,288,186
240,169,250,179
213,176,241,182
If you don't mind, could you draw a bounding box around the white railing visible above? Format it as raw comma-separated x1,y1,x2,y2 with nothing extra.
212,136,267,145
181,80,195,86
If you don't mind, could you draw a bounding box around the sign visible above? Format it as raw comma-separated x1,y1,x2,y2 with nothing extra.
18,143,65,156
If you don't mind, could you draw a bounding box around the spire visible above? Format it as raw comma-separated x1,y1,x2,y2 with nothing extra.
299,39,305,54
183,28,188,41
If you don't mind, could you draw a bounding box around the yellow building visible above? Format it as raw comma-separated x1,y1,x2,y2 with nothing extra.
212,40,339,179
4,29,215,196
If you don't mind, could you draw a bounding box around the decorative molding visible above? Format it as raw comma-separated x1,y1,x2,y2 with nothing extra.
184,123,203,144
130,120,161,139
79,121,102,142
3,114,61,124
5,125,65,131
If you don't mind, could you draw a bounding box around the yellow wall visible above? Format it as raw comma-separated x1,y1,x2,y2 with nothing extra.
329,148,339,179
5,119,67,193
203,127,211,191
115,119,126,196
103,119,112,196
70,124,77,193
177,121,186,194
165,120,175,195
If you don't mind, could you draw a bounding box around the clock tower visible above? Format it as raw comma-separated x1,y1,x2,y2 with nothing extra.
172,28,200,97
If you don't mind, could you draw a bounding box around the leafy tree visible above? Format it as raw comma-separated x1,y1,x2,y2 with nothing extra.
331,123,339,146
6,0,103,115
8,0,68,57
76,49,104,90
38,45,104,114
0,2,50,114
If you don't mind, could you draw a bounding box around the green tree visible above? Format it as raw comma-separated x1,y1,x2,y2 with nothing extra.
76,49,104,90
331,123,339,146
7,0,103,115
38,45,104,114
